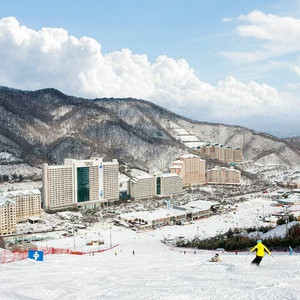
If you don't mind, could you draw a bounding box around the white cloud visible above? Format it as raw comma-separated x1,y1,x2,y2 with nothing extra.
292,65,300,76
222,11,300,63
287,82,300,89
0,16,298,129
221,17,233,23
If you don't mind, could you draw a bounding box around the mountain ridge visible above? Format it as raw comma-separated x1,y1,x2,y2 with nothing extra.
0,86,299,174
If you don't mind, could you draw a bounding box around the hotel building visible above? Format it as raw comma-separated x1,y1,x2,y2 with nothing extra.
129,174,155,200
2,189,42,222
154,173,183,197
206,166,241,185
0,196,16,235
129,172,183,200
170,154,206,187
196,144,243,164
43,158,119,210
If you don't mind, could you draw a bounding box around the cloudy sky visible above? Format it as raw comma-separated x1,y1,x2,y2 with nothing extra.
0,0,300,136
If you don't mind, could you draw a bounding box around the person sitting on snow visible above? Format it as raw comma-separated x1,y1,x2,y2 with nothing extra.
210,253,220,262
250,240,271,266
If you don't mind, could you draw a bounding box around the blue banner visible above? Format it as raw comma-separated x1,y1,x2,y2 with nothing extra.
28,250,44,261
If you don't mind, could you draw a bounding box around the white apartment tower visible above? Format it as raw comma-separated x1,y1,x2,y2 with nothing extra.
43,158,119,210
0,196,17,235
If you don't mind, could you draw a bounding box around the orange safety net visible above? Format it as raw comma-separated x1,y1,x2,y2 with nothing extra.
0,244,119,264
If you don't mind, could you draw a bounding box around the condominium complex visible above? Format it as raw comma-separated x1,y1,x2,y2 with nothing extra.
43,158,119,210
0,196,16,235
129,174,155,200
154,173,183,197
2,189,42,222
43,162,74,209
206,166,241,185
103,159,119,202
170,154,206,187
129,172,183,200
196,144,243,164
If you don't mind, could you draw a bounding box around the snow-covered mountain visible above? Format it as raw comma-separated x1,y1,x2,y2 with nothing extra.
0,86,299,180
284,137,300,151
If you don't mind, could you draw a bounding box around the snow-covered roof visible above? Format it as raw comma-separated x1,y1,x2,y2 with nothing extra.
172,160,184,164
180,200,219,211
2,189,41,197
170,165,182,169
28,216,43,222
120,208,186,223
179,154,200,159
207,166,240,172
131,174,153,182
277,196,300,205
160,173,180,178
0,196,15,207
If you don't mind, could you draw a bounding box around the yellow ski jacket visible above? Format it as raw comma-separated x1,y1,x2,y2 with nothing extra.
250,242,271,257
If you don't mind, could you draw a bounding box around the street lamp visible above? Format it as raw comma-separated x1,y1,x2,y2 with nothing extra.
73,226,76,251
285,206,289,237
109,227,112,248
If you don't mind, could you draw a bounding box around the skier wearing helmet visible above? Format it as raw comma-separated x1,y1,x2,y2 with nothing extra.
210,253,221,262
250,240,271,266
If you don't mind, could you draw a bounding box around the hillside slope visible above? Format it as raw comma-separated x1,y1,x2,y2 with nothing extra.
0,86,299,175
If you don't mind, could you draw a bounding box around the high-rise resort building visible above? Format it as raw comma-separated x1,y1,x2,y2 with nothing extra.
0,196,16,235
43,158,119,210
102,159,119,202
129,172,183,200
196,144,243,164
2,189,42,222
153,172,183,197
129,174,155,200
206,166,241,185
170,154,206,187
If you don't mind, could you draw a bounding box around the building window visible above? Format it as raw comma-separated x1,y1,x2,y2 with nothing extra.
156,177,161,195
77,167,90,203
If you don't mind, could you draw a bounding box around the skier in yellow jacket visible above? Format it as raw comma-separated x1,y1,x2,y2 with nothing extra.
250,240,272,265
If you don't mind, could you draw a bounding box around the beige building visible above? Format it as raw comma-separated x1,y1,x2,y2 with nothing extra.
43,163,74,210
43,157,119,210
2,189,42,222
129,175,155,200
196,144,243,164
0,196,16,235
103,159,119,202
154,173,183,197
206,166,241,185
170,154,206,187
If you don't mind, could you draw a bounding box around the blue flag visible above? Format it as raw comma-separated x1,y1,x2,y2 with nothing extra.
28,250,44,261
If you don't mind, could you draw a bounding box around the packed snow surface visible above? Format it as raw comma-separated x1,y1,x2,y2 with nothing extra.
0,198,299,299
0,230,299,300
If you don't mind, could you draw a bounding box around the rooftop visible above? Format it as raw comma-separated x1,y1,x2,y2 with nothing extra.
180,200,219,211
161,173,180,178
2,189,41,197
0,196,16,207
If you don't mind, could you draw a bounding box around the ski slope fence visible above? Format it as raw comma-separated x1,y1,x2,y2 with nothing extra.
0,244,119,264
